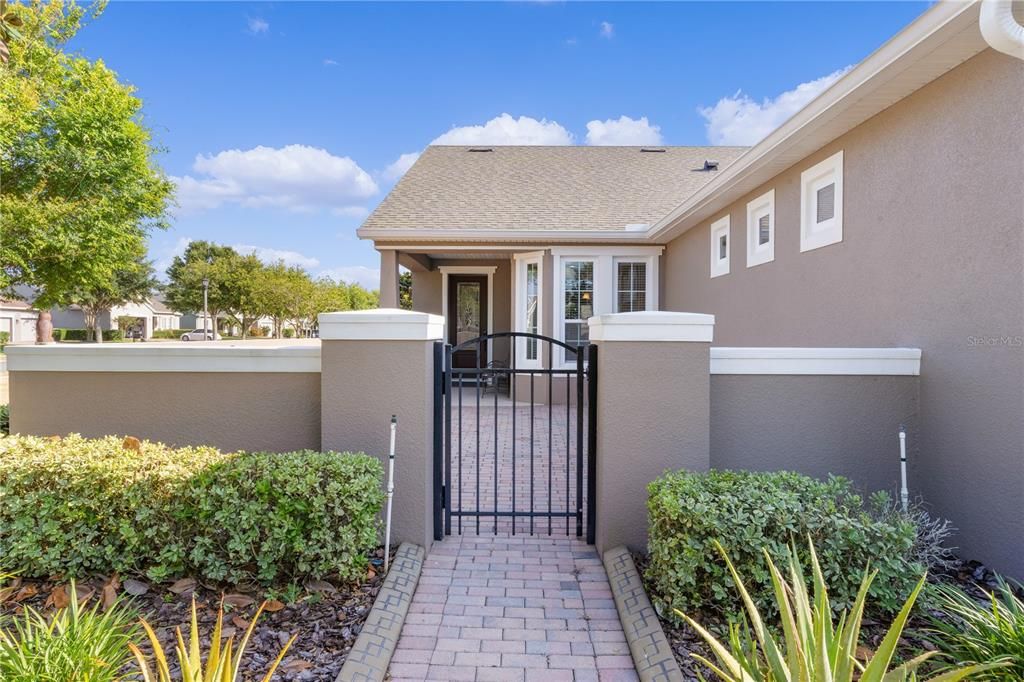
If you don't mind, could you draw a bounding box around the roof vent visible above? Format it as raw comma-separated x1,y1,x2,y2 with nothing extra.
468,147,494,152
703,159,719,171
640,147,666,153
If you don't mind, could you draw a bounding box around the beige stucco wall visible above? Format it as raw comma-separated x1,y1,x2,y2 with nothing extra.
711,375,920,496
321,339,436,549
594,340,710,554
663,49,1024,576
8,371,321,453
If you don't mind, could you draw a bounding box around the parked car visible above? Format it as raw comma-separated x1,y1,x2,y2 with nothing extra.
180,329,220,341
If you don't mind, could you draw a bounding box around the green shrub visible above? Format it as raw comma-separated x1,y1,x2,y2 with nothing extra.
647,470,921,620
51,328,122,342
0,331,9,351
926,577,1024,678
0,434,385,584
151,328,185,339
0,405,8,435
0,582,138,682
283,328,295,338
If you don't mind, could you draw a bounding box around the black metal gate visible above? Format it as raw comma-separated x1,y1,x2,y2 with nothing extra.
432,333,597,543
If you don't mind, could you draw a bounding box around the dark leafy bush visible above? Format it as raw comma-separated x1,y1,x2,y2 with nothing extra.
646,470,921,620
0,405,7,435
0,434,384,584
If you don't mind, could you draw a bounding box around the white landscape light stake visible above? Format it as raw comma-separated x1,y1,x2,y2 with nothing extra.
899,424,909,512
384,415,397,572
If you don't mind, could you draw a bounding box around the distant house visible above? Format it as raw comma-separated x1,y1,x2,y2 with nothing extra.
0,300,39,344
50,297,183,339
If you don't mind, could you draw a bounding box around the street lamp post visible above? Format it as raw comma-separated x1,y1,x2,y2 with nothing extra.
202,277,209,340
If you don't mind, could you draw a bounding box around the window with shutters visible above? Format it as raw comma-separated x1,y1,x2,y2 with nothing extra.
710,215,730,278
800,150,844,252
615,261,647,312
746,189,775,268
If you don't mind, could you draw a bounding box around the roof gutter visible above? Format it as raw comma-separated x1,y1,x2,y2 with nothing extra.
645,0,985,243
980,0,1024,59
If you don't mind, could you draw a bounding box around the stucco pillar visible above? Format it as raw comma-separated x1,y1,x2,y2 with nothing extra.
589,311,714,554
378,250,400,309
319,309,443,551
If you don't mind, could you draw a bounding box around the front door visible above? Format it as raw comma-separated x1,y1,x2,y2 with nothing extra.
447,275,488,369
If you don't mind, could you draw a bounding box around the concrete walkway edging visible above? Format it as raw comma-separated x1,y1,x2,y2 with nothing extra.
337,543,425,682
603,546,684,682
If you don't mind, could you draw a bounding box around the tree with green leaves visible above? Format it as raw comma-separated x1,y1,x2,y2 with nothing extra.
399,271,413,310
71,248,157,343
249,262,310,339
163,241,239,333
222,252,265,339
0,0,173,322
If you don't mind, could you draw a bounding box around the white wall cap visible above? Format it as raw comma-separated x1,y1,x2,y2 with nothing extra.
4,340,321,373
318,308,445,341
588,311,715,343
711,347,921,375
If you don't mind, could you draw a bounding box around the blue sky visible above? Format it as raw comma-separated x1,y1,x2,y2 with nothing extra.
68,1,929,289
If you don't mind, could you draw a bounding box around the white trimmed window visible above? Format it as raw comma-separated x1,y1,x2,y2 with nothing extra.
551,247,662,367
562,259,594,363
614,259,648,312
800,150,843,252
709,215,730,278
746,189,775,268
514,253,543,368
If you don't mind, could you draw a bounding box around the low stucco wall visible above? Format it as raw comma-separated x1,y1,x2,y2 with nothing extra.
710,374,919,496
8,371,321,453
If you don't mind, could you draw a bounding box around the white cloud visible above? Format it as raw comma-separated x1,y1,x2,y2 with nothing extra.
599,21,614,39
317,266,380,290
699,67,852,145
431,113,574,146
172,144,379,215
382,152,421,181
585,116,663,146
234,244,320,270
247,17,269,35
323,58,338,67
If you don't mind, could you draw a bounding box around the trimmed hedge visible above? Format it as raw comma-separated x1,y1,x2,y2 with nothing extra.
151,329,185,339
647,470,921,619
0,434,385,584
52,328,122,342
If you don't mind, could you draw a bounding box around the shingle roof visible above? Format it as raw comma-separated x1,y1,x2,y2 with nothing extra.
359,145,748,234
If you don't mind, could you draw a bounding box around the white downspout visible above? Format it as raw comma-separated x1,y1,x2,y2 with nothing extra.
980,0,1024,60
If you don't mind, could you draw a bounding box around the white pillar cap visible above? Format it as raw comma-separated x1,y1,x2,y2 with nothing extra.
588,311,714,342
319,308,444,341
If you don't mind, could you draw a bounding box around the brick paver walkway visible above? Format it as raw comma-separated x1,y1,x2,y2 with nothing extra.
388,534,638,681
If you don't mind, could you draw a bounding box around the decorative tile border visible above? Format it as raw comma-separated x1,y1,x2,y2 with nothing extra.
603,546,684,682
336,543,425,682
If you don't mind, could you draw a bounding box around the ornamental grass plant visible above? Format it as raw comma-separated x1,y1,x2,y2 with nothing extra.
0,581,138,682
926,576,1024,679
676,539,1003,682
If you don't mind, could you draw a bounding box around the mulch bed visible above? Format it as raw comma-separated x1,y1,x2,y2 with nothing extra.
0,548,392,681
633,552,1013,680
